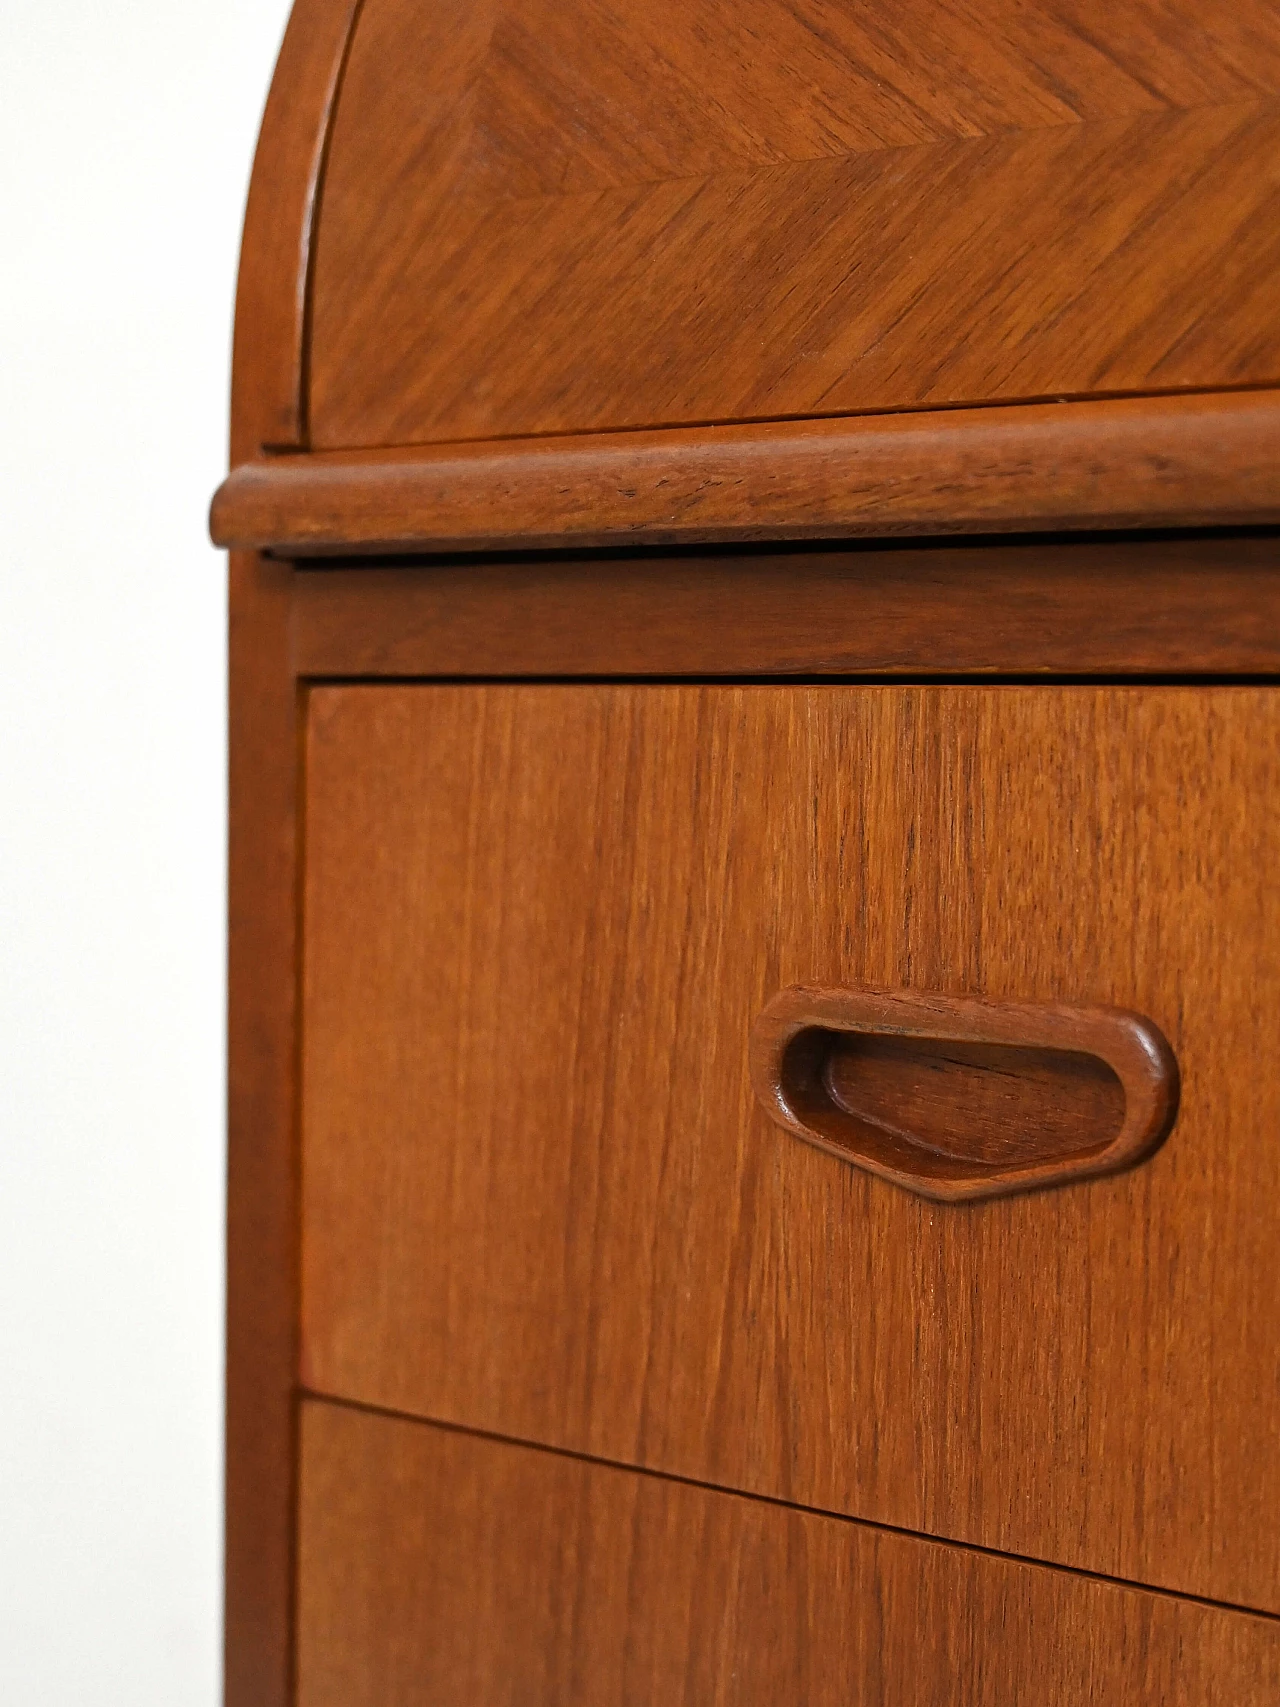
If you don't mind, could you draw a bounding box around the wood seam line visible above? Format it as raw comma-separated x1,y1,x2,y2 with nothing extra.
288,377,1280,457
283,676,319,1704
287,673,1280,690
299,1388,1280,1626
382,95,1280,219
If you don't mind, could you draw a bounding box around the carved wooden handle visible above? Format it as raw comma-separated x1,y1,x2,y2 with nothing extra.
749,986,1178,1202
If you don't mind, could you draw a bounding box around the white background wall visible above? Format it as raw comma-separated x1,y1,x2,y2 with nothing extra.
2,4,293,1699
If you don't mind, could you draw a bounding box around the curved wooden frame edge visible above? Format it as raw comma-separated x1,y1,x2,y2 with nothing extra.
212,389,1280,555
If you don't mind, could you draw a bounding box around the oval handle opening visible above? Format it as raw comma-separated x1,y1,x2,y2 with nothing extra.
752,986,1178,1202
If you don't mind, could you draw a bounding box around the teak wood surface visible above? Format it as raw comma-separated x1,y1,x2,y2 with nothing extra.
210,391,1280,554
301,683,1280,1614
223,0,1280,1699
288,534,1280,680
749,986,1177,1201
224,1,364,1702
297,1401,1280,1706
309,0,1280,447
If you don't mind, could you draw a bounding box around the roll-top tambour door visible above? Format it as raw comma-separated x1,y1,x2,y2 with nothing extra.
309,0,1280,446
300,684,1280,1610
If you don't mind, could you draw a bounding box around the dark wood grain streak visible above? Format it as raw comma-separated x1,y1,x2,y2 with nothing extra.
287,534,1280,681
301,683,1280,1610
225,4,365,1704
296,1400,1280,1706
211,392,1280,556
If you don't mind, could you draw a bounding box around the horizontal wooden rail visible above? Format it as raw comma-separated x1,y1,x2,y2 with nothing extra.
211,391,1280,555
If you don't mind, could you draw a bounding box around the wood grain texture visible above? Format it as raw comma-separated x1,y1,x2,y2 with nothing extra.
308,0,1280,447
225,3,366,1702
301,684,1280,1611
230,0,363,454
825,1035,1127,1169
225,556,298,1707
749,986,1176,1201
297,1400,1280,1707
288,533,1280,680
211,391,1280,555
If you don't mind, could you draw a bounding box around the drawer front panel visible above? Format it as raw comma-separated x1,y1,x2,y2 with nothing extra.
301,685,1280,1607
297,1399,1280,1706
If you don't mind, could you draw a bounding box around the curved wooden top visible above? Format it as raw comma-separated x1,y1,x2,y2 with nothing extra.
222,0,1280,547
307,0,1280,451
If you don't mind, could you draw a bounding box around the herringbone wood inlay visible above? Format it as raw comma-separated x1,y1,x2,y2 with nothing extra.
309,0,1280,446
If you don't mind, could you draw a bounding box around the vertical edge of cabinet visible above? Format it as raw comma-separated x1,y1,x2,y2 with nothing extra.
231,0,365,461
226,4,365,1705
226,556,299,1707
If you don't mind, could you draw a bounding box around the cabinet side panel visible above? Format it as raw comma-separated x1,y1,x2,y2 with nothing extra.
226,0,367,1699
225,555,299,1707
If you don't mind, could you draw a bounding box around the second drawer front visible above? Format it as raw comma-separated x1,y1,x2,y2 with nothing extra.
300,684,1280,1608
298,1400,1280,1706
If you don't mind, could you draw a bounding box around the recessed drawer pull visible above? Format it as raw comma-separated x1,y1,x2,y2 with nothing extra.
750,986,1179,1202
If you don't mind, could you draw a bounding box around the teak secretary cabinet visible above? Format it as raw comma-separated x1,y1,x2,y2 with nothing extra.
210,1,1280,1701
